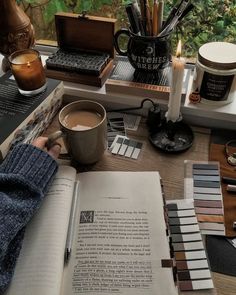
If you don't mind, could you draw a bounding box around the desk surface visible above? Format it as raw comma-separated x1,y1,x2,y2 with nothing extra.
44,114,236,295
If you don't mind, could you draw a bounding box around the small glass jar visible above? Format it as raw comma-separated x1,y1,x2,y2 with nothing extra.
194,42,236,105
8,49,47,96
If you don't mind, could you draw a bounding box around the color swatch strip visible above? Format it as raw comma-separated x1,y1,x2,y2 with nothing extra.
185,161,225,236
107,115,126,148
109,135,143,159
166,199,214,292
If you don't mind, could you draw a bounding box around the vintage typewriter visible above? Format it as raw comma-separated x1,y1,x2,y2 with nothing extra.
46,49,110,76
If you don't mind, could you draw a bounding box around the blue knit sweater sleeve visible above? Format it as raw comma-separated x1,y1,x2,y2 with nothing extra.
0,143,58,294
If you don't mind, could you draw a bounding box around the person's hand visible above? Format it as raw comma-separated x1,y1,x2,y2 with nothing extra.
32,136,61,159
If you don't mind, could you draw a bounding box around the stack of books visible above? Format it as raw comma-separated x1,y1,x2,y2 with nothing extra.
105,56,194,101
0,72,64,161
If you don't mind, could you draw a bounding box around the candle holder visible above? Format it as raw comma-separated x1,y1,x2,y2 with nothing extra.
149,116,194,153
149,39,194,153
8,49,47,96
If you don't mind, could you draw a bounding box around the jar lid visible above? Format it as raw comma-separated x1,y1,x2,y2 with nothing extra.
198,42,236,70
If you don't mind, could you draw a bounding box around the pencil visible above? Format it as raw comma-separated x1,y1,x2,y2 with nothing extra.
152,0,158,36
145,0,152,36
64,181,79,263
139,0,146,35
157,0,164,34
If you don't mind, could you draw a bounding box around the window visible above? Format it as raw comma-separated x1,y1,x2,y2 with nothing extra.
18,0,236,58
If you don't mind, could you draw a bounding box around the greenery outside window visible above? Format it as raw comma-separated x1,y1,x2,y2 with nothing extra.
18,0,236,58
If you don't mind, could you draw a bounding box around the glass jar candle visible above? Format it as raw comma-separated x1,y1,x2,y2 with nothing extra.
194,42,236,105
8,49,47,96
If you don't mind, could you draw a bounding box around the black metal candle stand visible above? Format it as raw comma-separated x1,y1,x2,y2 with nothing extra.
149,118,194,153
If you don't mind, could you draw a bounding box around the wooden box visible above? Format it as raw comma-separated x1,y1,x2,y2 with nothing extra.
45,12,117,87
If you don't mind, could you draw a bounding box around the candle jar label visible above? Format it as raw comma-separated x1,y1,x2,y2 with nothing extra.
200,71,234,101
9,49,47,96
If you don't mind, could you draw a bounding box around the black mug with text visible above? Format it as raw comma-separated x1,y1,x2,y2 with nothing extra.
114,29,171,72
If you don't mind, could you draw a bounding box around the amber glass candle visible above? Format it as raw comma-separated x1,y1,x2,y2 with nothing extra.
9,49,46,95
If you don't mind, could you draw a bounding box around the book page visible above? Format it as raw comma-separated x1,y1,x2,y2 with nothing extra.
6,165,76,295
62,171,178,295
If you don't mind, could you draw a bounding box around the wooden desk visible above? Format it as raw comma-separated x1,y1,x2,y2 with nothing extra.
44,114,236,295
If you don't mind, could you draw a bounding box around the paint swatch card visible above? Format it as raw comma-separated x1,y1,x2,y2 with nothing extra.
109,135,143,160
107,112,142,148
107,112,141,131
107,116,126,148
184,160,225,236
166,199,214,292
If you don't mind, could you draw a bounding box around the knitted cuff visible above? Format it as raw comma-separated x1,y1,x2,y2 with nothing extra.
0,228,25,295
0,144,58,194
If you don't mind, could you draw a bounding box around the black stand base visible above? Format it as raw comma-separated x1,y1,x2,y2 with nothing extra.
149,120,194,153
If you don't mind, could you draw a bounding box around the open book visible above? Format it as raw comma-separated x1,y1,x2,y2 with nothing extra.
5,167,178,295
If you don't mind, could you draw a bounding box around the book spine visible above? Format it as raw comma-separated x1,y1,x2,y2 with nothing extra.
0,82,64,162
105,79,171,100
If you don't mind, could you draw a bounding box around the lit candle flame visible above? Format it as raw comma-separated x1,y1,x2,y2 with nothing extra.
176,40,182,58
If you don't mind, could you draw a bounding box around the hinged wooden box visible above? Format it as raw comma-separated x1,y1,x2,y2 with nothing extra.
45,12,117,87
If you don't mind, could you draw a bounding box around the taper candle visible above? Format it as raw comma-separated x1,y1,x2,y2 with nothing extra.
166,40,185,122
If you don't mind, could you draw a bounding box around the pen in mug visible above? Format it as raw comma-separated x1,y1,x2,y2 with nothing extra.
178,3,194,21
163,0,188,30
65,181,79,263
126,4,142,35
158,0,189,36
139,0,147,35
163,1,179,29
132,0,145,35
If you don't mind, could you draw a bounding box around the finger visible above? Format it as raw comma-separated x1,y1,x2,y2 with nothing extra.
47,143,61,159
32,137,48,149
